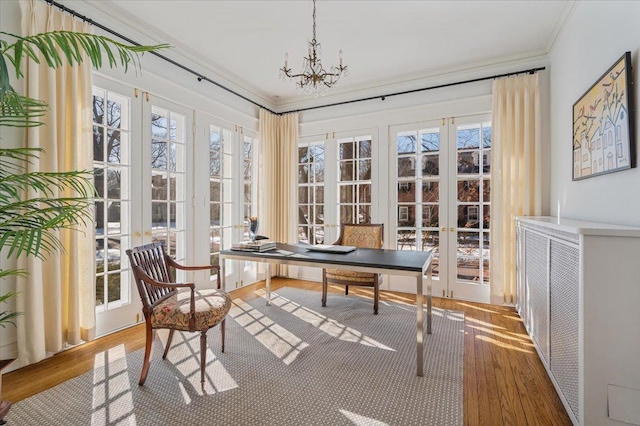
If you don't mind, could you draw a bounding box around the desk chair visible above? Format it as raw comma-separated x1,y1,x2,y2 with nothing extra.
126,242,231,387
322,223,384,314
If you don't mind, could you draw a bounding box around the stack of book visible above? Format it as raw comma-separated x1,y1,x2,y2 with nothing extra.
231,240,276,252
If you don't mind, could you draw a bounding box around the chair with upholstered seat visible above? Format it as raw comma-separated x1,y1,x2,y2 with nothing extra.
126,242,231,387
322,223,384,314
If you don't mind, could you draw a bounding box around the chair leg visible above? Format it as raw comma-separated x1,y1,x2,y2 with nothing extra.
322,270,328,307
345,285,349,295
139,321,154,386
374,277,379,315
220,319,226,353
200,330,207,387
162,329,175,360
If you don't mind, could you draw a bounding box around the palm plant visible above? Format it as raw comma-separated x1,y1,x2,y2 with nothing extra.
0,30,168,327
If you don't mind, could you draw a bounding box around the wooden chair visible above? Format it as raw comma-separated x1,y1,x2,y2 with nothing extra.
126,242,231,387
322,224,384,314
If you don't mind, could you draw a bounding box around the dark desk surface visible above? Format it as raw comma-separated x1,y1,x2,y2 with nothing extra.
221,243,431,273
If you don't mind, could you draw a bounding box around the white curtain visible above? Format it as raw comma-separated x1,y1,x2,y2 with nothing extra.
490,73,542,304
16,0,95,366
259,109,299,275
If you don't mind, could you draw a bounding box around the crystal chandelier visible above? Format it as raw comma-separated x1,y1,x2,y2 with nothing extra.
279,0,348,97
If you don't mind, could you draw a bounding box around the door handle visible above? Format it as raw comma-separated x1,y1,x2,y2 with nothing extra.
450,227,455,232
145,231,152,237
440,227,446,232
134,231,142,237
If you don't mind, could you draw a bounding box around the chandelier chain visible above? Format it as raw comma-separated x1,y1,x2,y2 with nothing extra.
312,0,317,42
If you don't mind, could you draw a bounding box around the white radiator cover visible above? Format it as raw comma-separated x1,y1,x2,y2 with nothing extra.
516,216,640,426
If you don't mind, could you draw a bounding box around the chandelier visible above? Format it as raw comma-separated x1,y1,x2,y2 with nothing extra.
279,0,348,97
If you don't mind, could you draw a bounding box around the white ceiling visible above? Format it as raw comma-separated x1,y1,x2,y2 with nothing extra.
91,0,574,107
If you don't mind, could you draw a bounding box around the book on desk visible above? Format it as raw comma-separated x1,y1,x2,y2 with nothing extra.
231,240,276,252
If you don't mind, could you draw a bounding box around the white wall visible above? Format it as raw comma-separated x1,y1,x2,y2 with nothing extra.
549,1,640,226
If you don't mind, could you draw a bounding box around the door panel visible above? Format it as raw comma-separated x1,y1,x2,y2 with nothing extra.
389,115,490,303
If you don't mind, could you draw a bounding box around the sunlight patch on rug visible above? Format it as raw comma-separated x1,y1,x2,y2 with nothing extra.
340,409,390,426
255,289,395,351
157,330,239,397
229,298,309,365
91,344,136,425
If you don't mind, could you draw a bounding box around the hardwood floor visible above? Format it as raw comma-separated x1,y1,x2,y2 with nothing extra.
2,278,572,425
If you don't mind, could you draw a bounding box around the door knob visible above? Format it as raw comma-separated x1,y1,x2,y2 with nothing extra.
450,227,455,232
440,227,446,232
145,231,152,237
134,231,142,237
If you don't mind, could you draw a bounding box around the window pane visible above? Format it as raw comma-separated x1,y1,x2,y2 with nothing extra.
397,133,416,154
358,159,372,180
458,205,480,228
315,186,324,204
421,181,439,202
421,155,439,177
397,230,416,251
151,139,167,170
457,127,480,149
398,157,415,178
398,182,415,203
210,181,221,202
422,205,439,227
339,160,354,181
93,95,104,124
298,164,310,183
93,126,104,161
340,185,354,203
339,141,355,160
151,112,168,139
420,131,439,153
298,186,309,204
359,139,371,158
421,230,439,277
457,151,479,174
340,205,353,224
458,180,480,202
299,146,310,163
398,205,415,227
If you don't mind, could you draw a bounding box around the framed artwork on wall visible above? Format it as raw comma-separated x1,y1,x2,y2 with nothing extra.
572,51,635,181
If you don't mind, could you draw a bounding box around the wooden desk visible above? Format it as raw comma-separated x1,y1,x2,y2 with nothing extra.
220,243,433,377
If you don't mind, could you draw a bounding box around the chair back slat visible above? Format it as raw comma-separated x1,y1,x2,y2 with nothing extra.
126,242,176,310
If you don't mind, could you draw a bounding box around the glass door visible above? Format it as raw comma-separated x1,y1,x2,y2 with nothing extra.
93,78,142,335
448,116,491,302
389,115,491,303
389,120,448,296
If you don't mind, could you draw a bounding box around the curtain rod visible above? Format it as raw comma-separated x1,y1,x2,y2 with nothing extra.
44,0,545,117
43,0,279,115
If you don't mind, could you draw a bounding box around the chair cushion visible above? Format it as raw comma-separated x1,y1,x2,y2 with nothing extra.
151,288,231,331
326,268,376,284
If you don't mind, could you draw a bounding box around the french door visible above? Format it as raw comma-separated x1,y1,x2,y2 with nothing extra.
192,113,261,291
94,77,193,335
296,131,377,280
389,114,491,303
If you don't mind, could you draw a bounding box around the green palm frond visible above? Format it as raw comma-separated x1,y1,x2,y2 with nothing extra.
0,30,169,87
0,291,21,328
0,148,94,259
0,88,48,128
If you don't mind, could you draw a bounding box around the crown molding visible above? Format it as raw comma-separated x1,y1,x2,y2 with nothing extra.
545,0,578,53
67,0,277,111
274,50,550,113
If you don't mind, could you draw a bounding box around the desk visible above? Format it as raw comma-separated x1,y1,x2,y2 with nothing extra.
220,243,433,377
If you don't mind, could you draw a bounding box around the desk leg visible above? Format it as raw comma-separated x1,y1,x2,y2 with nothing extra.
220,257,226,291
427,263,432,335
266,263,271,306
416,274,424,377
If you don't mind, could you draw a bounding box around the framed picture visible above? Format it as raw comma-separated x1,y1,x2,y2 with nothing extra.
572,51,635,180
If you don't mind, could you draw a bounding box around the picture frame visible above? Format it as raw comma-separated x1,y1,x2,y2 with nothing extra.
572,51,635,181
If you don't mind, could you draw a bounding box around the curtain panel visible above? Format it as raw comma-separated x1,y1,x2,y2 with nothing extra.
490,73,542,305
16,0,96,367
259,109,299,275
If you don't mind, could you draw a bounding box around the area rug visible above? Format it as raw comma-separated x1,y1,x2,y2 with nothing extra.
8,287,464,425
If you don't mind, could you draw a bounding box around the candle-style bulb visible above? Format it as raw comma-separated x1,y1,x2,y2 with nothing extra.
284,52,289,68
339,49,343,66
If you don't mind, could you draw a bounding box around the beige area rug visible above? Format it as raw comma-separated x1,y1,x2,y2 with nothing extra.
8,287,464,425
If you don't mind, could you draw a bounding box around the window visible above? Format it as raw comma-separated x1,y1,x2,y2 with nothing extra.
92,87,131,308
338,135,372,224
298,141,325,244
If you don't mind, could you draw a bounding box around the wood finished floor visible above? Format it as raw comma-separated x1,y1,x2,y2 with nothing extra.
2,278,572,425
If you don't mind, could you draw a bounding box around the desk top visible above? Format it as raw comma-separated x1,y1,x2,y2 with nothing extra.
221,243,432,273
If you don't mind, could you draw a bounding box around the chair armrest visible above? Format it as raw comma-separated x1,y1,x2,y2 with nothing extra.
136,268,197,326
164,255,221,272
